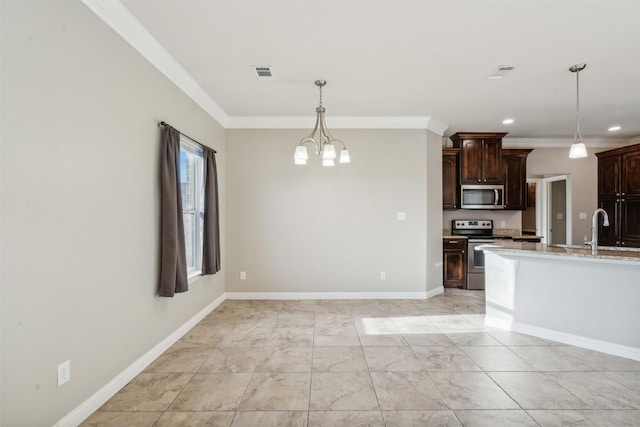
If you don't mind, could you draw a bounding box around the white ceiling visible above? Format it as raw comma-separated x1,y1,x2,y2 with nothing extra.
113,0,639,141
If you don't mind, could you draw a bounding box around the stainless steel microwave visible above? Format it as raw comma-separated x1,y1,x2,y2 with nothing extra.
460,185,504,209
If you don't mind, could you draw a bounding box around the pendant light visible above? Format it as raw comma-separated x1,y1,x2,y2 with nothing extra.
293,80,350,167
568,64,588,159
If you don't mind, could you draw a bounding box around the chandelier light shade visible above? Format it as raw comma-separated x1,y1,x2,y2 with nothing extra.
294,80,350,167
568,64,588,159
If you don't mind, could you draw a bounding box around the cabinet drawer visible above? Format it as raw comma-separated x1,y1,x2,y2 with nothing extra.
443,238,467,250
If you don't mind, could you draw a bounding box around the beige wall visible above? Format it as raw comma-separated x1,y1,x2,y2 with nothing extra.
226,129,442,295
1,2,225,425
527,148,598,244
425,130,444,293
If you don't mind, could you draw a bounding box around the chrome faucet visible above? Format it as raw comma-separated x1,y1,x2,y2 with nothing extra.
587,208,609,254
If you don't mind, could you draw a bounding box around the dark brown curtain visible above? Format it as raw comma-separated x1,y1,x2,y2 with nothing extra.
159,125,188,297
202,146,221,274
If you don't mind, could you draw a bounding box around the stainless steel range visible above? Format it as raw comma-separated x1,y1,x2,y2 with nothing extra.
451,220,508,290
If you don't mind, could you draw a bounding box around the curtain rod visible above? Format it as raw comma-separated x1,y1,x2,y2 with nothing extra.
158,121,217,153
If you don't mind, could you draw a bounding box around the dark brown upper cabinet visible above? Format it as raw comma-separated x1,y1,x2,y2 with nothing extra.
442,148,459,210
451,132,506,185
596,143,640,248
502,149,533,210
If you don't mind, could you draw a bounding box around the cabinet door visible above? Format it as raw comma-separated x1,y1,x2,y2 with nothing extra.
460,139,483,184
482,138,503,184
442,151,459,210
622,151,640,198
502,153,527,210
621,196,640,247
443,250,466,288
598,198,620,246
598,155,621,198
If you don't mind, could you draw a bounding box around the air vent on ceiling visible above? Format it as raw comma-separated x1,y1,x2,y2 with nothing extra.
253,66,274,80
488,65,515,80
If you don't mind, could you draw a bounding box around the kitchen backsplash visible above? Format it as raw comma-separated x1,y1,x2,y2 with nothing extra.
443,210,522,231
443,228,521,237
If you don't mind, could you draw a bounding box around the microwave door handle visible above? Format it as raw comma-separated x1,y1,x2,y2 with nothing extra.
494,189,499,205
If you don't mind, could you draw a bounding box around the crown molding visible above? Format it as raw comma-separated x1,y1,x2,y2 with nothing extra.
82,0,451,134
226,115,450,134
84,0,636,143
502,137,634,149
81,0,229,127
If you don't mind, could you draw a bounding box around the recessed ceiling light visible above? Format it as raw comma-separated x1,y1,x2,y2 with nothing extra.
502,118,514,125
487,75,504,80
608,125,622,132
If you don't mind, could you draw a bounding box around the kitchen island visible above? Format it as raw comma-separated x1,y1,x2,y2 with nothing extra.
483,241,640,361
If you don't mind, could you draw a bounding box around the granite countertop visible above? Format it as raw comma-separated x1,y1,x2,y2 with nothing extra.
483,241,640,264
510,235,544,241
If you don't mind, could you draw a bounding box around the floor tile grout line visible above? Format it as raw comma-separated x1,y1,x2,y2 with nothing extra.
85,292,640,425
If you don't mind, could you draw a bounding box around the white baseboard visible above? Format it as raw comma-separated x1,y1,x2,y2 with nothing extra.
426,286,444,299
55,287,446,426
54,293,226,427
486,315,640,362
225,291,429,300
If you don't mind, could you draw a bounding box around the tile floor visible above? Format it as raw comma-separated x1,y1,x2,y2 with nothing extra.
82,289,640,426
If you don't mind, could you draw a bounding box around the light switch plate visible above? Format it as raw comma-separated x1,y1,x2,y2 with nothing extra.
397,212,406,221
579,212,587,220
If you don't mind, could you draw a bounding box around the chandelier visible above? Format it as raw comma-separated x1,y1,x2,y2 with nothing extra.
293,80,350,167
568,64,588,159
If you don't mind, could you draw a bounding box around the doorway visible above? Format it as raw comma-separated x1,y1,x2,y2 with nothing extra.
544,175,572,245
550,180,567,244
524,175,572,244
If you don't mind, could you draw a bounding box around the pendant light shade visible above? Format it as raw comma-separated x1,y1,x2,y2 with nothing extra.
294,80,350,166
569,142,587,159
339,149,351,164
294,145,309,160
568,64,588,159
322,143,336,160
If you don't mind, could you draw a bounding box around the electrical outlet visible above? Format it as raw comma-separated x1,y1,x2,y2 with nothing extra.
397,212,406,221
58,360,70,387
380,271,386,280
500,221,506,228
240,271,246,280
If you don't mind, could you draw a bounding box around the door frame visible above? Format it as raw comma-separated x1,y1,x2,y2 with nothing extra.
542,174,572,245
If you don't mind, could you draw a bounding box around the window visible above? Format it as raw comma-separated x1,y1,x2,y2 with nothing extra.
180,138,204,278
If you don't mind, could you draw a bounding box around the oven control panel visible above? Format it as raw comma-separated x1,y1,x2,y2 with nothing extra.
452,220,493,230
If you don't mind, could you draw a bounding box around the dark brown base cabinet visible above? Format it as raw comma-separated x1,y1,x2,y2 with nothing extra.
596,143,640,248
443,238,467,288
